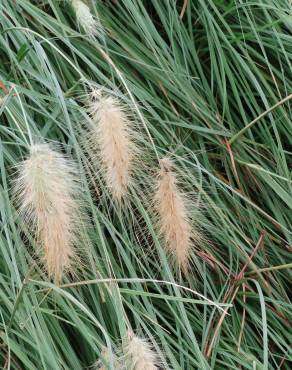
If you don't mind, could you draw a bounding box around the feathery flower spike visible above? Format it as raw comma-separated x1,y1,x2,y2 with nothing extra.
71,0,102,38
155,158,199,272
15,144,81,282
124,333,159,370
88,90,139,202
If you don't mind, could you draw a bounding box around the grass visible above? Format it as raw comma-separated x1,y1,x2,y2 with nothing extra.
0,0,291,369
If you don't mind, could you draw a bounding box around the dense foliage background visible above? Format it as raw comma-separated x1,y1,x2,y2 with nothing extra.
0,0,291,369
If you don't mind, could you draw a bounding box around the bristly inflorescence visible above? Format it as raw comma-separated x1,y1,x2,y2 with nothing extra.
88,90,139,203
154,157,202,272
71,0,103,38
123,333,159,370
14,143,82,282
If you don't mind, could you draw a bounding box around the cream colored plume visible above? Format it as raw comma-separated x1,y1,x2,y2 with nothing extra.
15,144,80,282
88,90,138,202
123,333,159,370
155,158,200,272
71,0,103,38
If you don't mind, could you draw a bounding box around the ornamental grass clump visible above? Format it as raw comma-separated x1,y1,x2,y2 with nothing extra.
14,143,81,282
88,90,139,203
154,157,202,272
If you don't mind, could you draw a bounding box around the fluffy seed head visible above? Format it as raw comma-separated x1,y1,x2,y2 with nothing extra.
15,144,80,282
88,91,138,202
71,0,102,38
123,333,159,370
154,158,197,272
